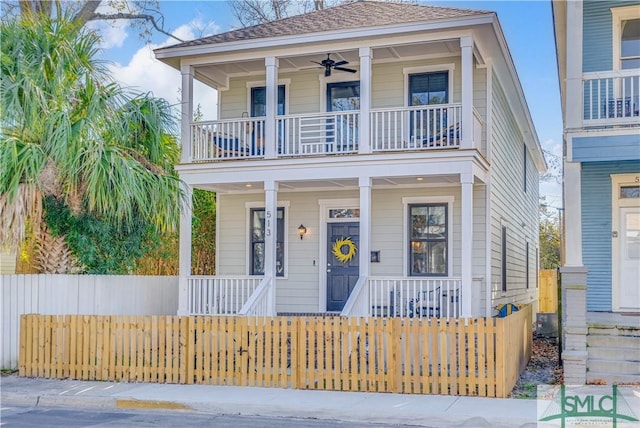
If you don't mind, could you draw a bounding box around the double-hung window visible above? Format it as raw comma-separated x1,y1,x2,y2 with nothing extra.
408,204,448,276
250,207,285,276
408,71,449,143
250,85,286,117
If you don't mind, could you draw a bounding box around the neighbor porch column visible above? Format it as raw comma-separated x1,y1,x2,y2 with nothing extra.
359,47,372,154
265,57,279,159
180,64,194,163
177,187,193,316
359,176,372,277
264,180,278,314
460,36,474,150
461,173,473,317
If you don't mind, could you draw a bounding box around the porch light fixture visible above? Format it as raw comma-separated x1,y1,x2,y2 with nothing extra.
297,224,307,240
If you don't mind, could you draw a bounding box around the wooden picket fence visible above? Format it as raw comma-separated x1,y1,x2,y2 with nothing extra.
19,305,531,397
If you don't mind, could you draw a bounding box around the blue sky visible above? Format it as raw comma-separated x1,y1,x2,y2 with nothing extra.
97,0,562,207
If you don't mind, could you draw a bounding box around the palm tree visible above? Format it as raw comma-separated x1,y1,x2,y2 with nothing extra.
0,14,184,272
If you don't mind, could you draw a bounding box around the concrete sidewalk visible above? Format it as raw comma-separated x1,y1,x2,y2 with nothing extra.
1,374,540,427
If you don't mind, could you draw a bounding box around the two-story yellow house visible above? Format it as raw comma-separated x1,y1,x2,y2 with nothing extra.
155,1,545,319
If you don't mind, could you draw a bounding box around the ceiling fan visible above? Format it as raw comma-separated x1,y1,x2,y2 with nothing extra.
312,54,357,77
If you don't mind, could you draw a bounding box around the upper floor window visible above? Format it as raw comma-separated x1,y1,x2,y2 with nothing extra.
250,85,285,117
621,18,640,70
613,6,640,70
408,72,449,106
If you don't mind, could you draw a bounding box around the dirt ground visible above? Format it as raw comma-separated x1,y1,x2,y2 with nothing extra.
510,333,563,398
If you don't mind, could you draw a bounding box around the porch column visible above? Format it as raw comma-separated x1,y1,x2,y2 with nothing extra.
358,47,372,154
265,57,279,159
177,187,193,316
180,64,194,163
564,161,582,266
359,176,372,277
461,174,473,317
460,36,474,150
264,180,278,314
565,0,583,130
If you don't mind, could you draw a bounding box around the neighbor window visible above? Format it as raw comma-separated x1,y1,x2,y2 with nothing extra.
408,204,448,276
250,207,285,276
526,242,530,289
620,18,640,70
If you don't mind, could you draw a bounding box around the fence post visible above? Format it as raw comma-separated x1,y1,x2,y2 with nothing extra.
494,316,506,398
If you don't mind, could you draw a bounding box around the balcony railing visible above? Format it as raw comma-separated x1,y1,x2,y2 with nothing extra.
188,104,467,162
583,70,640,126
371,104,461,152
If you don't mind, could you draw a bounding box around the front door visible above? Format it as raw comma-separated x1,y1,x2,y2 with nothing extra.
616,207,640,311
326,222,359,312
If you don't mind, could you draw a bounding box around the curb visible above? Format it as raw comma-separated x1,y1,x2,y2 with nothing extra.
116,398,191,411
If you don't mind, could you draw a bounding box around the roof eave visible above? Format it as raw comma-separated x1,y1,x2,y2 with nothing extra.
154,13,495,67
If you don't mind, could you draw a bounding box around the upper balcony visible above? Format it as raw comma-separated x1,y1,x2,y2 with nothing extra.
583,69,640,127
188,104,484,162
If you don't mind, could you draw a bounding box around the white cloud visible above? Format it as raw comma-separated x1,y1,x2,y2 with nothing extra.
108,19,219,120
88,19,129,49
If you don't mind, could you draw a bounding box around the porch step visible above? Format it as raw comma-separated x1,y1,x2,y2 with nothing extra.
586,322,640,384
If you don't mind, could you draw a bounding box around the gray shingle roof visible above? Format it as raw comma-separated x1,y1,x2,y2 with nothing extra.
165,1,490,49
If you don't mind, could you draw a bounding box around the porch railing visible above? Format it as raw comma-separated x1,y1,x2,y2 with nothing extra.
238,276,273,316
370,104,461,152
187,276,262,315
342,277,461,319
191,118,265,161
278,111,359,156
583,70,640,126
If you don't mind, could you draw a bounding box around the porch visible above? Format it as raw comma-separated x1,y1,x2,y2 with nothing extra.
185,276,468,319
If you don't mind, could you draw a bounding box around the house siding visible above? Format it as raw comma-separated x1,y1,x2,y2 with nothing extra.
573,134,640,162
582,0,632,72
219,58,468,118
489,74,539,311
217,186,487,314
581,160,640,312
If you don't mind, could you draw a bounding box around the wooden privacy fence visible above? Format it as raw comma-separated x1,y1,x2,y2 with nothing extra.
538,270,558,313
19,306,531,398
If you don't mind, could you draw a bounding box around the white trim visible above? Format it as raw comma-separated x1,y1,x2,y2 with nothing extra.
245,200,291,279
318,198,360,312
611,5,640,71
401,196,455,278
611,173,640,312
403,64,456,106
564,161,583,267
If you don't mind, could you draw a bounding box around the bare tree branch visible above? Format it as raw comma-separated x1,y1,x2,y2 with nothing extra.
91,12,183,42
72,0,101,26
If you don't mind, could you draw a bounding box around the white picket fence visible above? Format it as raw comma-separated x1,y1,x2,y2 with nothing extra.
0,274,178,369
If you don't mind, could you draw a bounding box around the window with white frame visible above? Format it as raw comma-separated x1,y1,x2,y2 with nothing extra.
408,204,448,276
250,207,285,276
612,6,640,70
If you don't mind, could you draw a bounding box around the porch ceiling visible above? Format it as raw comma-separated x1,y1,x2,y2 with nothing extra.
194,40,461,88
194,174,460,193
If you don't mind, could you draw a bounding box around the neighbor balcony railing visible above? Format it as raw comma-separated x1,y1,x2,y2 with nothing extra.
187,276,262,315
583,69,640,126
